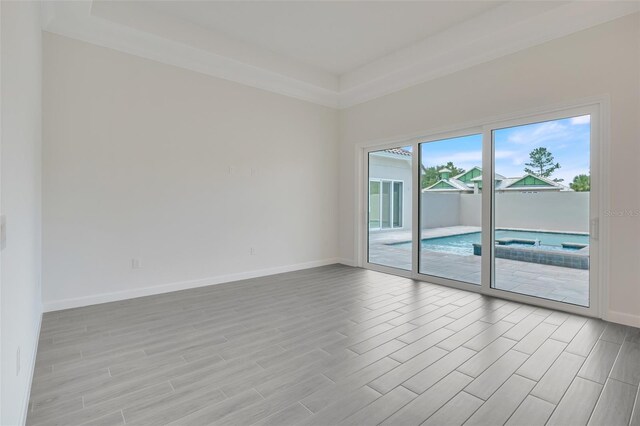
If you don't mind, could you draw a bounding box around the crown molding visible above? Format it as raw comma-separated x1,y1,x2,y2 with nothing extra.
41,1,341,108
337,1,640,108
41,1,639,110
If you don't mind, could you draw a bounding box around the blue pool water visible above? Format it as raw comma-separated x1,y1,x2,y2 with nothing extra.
393,230,589,256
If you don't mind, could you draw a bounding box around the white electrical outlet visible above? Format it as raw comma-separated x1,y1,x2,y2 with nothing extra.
131,258,142,269
250,247,256,255
16,347,20,375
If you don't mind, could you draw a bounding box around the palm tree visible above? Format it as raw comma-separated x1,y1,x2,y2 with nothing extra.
570,174,590,191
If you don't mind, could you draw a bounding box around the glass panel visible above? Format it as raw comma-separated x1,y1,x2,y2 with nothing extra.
381,181,392,228
393,182,403,228
492,115,590,307
419,134,482,285
369,181,381,229
368,147,412,270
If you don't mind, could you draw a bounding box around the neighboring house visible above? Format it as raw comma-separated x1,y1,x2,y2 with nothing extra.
424,166,570,193
368,148,412,231
369,154,570,232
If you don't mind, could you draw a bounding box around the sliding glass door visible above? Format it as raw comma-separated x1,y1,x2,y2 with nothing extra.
419,134,482,285
364,105,599,314
367,146,412,271
491,115,592,307
369,180,404,230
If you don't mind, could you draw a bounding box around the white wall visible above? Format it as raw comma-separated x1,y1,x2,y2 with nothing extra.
1,1,43,425
431,192,590,233
494,192,589,233
339,14,640,324
421,193,461,229
458,194,478,227
42,33,339,310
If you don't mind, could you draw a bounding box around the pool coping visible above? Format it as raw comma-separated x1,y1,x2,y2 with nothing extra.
386,227,590,247
472,242,589,270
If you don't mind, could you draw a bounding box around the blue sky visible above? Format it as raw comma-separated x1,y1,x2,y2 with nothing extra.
414,115,590,183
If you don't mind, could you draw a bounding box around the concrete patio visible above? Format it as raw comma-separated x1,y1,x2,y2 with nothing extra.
368,226,589,307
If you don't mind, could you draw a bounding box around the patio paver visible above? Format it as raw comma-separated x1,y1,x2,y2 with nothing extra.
368,226,589,307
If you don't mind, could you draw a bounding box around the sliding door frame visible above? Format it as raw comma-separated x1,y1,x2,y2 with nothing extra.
363,144,416,277
368,178,405,231
480,103,603,318
357,97,609,319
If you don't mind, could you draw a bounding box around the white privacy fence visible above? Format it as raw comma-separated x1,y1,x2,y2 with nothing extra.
422,191,590,233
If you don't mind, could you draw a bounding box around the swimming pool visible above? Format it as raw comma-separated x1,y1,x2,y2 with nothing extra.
393,230,589,256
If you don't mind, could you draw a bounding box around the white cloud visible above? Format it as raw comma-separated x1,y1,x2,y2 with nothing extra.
425,150,482,166
505,121,570,146
570,115,590,125
494,150,527,168
511,155,528,167
494,150,517,159
426,150,527,170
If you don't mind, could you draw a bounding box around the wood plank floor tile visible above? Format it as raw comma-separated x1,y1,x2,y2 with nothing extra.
547,377,603,426
403,347,476,394
381,372,473,425
464,375,536,426
422,391,483,426
457,337,516,378
27,265,640,426
578,339,621,384
505,395,555,426
464,350,529,400
252,403,312,426
338,385,416,426
516,338,566,381
610,341,640,386
588,379,637,426
531,351,586,404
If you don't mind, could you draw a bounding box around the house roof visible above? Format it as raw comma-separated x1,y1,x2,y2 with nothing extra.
454,166,482,180
424,177,471,192
423,166,569,192
500,173,568,190
383,147,411,157
469,172,505,182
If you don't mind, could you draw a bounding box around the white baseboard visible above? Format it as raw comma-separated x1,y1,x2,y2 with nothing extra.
19,309,42,426
337,257,358,267
43,258,340,312
605,310,640,328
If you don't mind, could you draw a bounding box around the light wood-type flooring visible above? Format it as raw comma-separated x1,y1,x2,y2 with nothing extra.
28,265,640,425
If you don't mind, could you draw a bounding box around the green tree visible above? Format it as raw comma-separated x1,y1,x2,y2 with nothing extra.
570,174,590,192
420,162,465,188
524,147,561,180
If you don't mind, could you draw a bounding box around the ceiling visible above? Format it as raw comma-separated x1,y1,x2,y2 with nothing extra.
42,1,640,108
145,1,505,75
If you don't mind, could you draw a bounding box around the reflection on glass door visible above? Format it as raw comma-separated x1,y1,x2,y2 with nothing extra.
419,135,482,284
367,147,412,270
369,181,381,229
492,115,591,306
